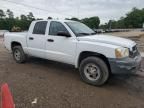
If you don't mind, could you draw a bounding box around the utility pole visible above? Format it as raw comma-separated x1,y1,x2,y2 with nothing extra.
109,20,112,31
142,23,144,31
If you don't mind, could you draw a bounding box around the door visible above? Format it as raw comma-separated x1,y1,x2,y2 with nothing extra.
46,21,77,65
27,21,47,58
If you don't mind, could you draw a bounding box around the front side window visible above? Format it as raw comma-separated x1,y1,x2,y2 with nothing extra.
33,21,47,35
49,21,69,36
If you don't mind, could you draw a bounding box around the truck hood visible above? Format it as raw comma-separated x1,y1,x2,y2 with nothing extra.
77,34,136,48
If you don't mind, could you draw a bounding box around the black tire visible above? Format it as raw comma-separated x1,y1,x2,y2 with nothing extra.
79,56,109,86
12,46,26,63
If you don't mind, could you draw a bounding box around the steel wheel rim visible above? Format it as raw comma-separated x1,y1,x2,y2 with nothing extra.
14,49,21,61
84,63,101,81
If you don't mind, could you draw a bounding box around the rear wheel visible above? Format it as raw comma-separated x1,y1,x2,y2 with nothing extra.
12,46,26,63
79,57,109,86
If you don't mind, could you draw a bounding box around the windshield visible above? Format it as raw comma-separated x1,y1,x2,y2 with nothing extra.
65,21,96,37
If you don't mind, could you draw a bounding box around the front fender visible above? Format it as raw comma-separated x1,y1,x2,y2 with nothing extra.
74,41,119,68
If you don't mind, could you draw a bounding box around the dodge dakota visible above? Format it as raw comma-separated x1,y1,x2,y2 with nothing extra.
4,20,142,86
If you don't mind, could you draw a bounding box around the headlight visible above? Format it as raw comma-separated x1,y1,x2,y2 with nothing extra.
115,48,129,58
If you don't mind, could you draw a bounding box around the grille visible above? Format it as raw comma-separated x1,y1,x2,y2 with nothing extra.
129,45,139,58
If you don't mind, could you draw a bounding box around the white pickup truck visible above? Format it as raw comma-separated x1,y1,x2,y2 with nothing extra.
4,20,142,86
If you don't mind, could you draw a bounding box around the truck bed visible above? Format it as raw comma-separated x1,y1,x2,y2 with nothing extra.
4,32,27,52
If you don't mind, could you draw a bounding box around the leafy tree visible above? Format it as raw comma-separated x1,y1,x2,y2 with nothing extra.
65,18,69,20
6,9,14,19
20,15,27,20
70,17,80,21
82,16,100,29
0,9,36,31
27,12,34,21
101,7,144,29
124,8,144,28
0,9,5,18
47,17,52,19
116,17,125,28
65,17,80,21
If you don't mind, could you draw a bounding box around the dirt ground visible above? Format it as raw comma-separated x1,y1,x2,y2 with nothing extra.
105,31,144,37
0,36,144,108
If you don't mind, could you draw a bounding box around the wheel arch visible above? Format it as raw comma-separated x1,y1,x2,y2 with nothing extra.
11,41,22,51
77,51,111,73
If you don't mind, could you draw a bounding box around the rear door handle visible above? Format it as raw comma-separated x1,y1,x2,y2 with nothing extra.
29,37,34,40
47,39,54,42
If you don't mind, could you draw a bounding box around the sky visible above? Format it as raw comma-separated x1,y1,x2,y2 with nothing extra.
0,0,144,24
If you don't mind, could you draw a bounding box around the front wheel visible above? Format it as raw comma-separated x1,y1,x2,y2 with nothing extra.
12,46,26,63
79,57,109,86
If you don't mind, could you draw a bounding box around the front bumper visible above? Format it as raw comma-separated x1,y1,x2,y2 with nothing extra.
108,55,142,74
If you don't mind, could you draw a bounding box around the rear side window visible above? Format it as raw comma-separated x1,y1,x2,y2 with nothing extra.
49,21,68,36
33,21,47,35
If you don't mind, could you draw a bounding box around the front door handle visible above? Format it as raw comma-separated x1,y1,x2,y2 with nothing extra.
29,37,34,40
47,39,54,42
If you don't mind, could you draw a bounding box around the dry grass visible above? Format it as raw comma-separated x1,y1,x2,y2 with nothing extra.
139,33,144,37
139,34,144,41
105,31,144,38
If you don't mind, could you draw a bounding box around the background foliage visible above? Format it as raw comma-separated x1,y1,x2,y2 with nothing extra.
100,8,144,29
0,7,144,31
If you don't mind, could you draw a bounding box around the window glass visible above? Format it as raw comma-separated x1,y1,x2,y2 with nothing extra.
33,21,47,35
49,21,68,36
65,21,95,37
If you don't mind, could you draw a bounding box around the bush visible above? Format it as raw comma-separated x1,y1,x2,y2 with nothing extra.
11,26,21,32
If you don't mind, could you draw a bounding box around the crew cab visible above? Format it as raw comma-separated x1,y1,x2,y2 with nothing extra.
4,20,142,86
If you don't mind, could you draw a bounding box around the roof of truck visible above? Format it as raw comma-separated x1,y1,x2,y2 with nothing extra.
33,19,76,23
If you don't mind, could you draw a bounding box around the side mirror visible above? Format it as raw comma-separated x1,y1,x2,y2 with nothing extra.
57,31,71,37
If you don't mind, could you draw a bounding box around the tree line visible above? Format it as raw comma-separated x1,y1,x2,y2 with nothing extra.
0,9,36,31
0,9,100,31
0,7,144,31
100,8,144,29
